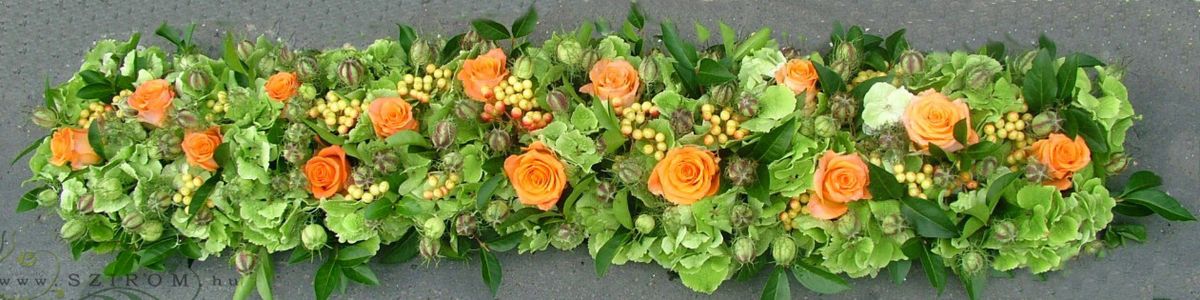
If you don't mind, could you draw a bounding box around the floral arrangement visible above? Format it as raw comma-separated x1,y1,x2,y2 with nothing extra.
15,5,1194,299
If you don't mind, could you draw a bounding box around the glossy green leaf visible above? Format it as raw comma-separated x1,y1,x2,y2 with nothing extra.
697,58,735,85
760,268,790,300
813,62,845,94
343,264,379,286
791,262,851,294
480,249,503,296
866,163,906,200
1121,171,1162,196
594,229,630,277
17,186,45,213
476,175,504,210
187,173,220,220
314,256,342,300
471,19,511,41
379,230,421,264
10,136,44,166
1121,189,1196,221
900,197,959,238
511,6,538,38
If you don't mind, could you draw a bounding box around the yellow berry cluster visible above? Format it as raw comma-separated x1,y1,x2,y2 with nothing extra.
421,172,460,200
308,91,369,135
618,101,662,136
780,193,812,231
850,70,887,87
983,110,1033,147
205,91,231,122
77,101,113,128
699,104,748,146
633,127,668,160
172,172,214,211
893,163,935,199
398,64,452,103
347,181,389,203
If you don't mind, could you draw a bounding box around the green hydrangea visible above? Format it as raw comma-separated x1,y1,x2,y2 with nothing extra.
985,178,1115,273
814,200,912,278
737,48,786,96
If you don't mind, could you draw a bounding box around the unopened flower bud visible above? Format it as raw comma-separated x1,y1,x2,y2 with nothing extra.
881,214,906,236
771,236,797,266
815,116,837,138
615,157,646,185
1106,153,1131,174
277,46,296,67
32,107,59,128
139,221,163,242
235,250,256,275
338,58,365,87
432,121,457,149
830,93,858,126
730,203,755,231
580,50,600,72
556,40,583,67
834,212,861,236
1025,159,1052,184
461,30,483,49
959,251,986,275
725,157,758,187
737,95,759,118
547,90,570,113
484,200,510,224
455,214,477,237
898,50,926,76
423,217,445,239
121,212,145,231
709,84,735,106
733,237,756,264
454,100,482,120
487,129,511,153
635,214,656,234
966,67,995,91
419,237,440,260
834,42,859,65
60,220,85,240
409,40,433,68
256,56,277,76
302,224,328,250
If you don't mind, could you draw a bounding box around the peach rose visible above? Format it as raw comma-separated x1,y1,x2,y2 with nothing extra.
265,72,300,102
503,141,567,211
1030,133,1092,190
182,127,222,172
305,145,351,199
647,146,720,205
808,151,872,220
580,59,640,107
901,90,979,152
368,97,419,139
458,48,508,102
775,59,819,96
129,79,175,127
48,128,101,170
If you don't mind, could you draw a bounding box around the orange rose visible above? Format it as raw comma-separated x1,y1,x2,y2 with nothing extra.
305,145,351,199
901,90,979,152
182,127,222,172
458,48,508,101
808,151,872,220
503,141,567,211
48,128,101,170
647,146,720,205
265,72,300,102
129,79,175,127
775,59,819,96
580,59,640,107
368,97,419,138
1029,133,1091,190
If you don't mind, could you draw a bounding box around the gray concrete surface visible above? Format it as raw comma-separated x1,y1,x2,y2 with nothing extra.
1,0,1198,299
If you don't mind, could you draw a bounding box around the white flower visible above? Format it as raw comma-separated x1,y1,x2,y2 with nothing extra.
861,82,914,134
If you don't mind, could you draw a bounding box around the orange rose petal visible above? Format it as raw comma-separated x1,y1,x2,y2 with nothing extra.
807,195,849,220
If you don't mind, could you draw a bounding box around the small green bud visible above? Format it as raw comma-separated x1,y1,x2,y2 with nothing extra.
1025,159,1052,184
60,220,86,240
798,117,816,137
732,237,756,264
419,237,440,261
737,95,759,118
454,100,483,120
635,214,656,234
771,236,797,266
579,50,600,72
1105,153,1131,174
235,250,256,275
409,40,433,68
487,129,511,153
302,224,328,250
139,221,163,242
36,189,57,207
959,251,986,275
277,46,296,67
484,200,510,224
709,84,735,106
256,56,277,76
423,217,445,239
432,121,457,150
834,212,861,236
236,40,254,61
513,56,534,79
32,107,59,128
185,70,211,93
595,181,615,203
730,204,755,231
814,116,837,138
966,67,995,91
881,214,906,236
547,90,570,113
75,194,95,214
669,109,695,136
121,212,145,231
638,56,660,84
614,157,647,185
295,56,320,81
455,214,477,237
337,58,365,87
829,93,858,126
556,40,583,67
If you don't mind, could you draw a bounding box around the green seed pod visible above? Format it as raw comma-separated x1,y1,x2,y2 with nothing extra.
550,223,585,250
547,90,570,113
409,40,433,68
139,221,163,242
256,56,277,76
440,151,464,172
635,214,656,234
351,166,375,188
60,220,86,240
798,117,816,137
36,188,57,207
771,236,797,266
455,214,477,237
614,157,646,185
1105,152,1130,174
595,181,615,203
76,194,95,214
423,217,445,239
897,50,926,76
1014,50,1039,76
298,84,317,101
834,42,859,65
236,40,254,61
454,100,482,121
193,207,214,225
337,58,365,87
556,40,584,66
730,203,755,231
1030,111,1062,138
709,84,735,106
235,250,256,275
733,237,756,264
1024,159,1052,185
185,70,211,93
432,121,457,150
724,156,758,187
487,129,511,153
32,107,59,128
484,200,510,224
461,30,483,50
814,116,837,138
834,211,861,236
829,93,858,126
959,251,986,275
737,95,759,118
121,212,145,231
419,237,440,260
277,46,296,68
780,47,803,60
881,214,906,236
991,220,1017,243
302,224,328,250
513,56,534,79
295,56,320,81
670,109,695,136
638,56,659,84
830,60,854,81
1083,240,1105,256
966,67,995,91
579,50,600,72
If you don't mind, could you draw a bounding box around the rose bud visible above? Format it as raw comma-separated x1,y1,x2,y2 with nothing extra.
409,40,433,68
60,220,85,240
295,56,320,81
732,237,756,264
419,237,441,261
730,204,755,231
139,221,163,242
32,107,59,128
487,129,511,153
338,58,365,87
898,50,926,76
235,250,257,275
550,223,585,250
670,110,695,136
76,194,95,214
236,40,254,61
556,40,583,66
635,214,656,234
771,236,797,266
484,200,510,224
547,90,570,113
455,214,477,237
302,224,328,250
121,212,145,231
432,121,457,150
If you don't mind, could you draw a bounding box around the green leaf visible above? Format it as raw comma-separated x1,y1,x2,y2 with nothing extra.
476,175,504,210
485,232,523,252
379,230,420,264
694,22,710,43
612,189,633,230
77,84,114,100
791,261,851,294
342,264,379,286
980,41,1005,63
813,62,845,94
256,251,275,300
233,273,257,300
886,260,911,285
986,172,1021,205
1121,189,1197,221
439,33,465,65
79,70,109,85
594,229,630,277
719,22,736,57
953,119,969,145
187,174,221,220
900,197,959,238
363,199,393,220
745,119,796,162
1037,34,1057,57
471,19,511,41
1056,54,1080,100
1121,171,1162,196
760,268,790,300
103,251,137,276
314,256,342,300
626,2,645,29
10,137,44,166
222,34,247,75
396,23,417,55
695,58,734,85
962,266,988,300
87,122,106,161
1022,50,1057,111
901,239,946,295
866,163,906,200
301,118,345,145
659,21,700,96
511,6,538,38
480,249,503,296
17,187,46,213
731,27,771,61
1062,108,1109,154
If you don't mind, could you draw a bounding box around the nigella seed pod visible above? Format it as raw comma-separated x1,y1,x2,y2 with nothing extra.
139,221,163,242
513,56,534,79
236,40,254,61
295,56,320,81
1031,111,1062,138
176,111,201,130
669,110,695,136
256,56,277,76
302,224,328,250
830,93,858,126
32,107,59,128
991,220,1017,243
1083,240,1105,256
455,214,477,237
484,200,510,224
1015,50,1038,75
487,129,511,153
959,251,986,275
352,166,375,187
780,47,803,60
966,67,995,91
60,220,85,240
235,251,256,275
638,56,659,84
798,117,816,137
461,30,483,49
725,157,758,187
550,223,585,250
881,214,906,236
614,157,646,185
898,50,926,76
831,60,854,81
194,207,214,225
432,121,457,149
419,237,441,261
814,116,837,138
76,194,95,214
732,237,756,264
423,217,446,239
441,152,464,172
1024,159,1052,184
730,203,755,231
595,137,608,155
834,43,859,66
547,90,570,113
579,50,600,72
372,150,398,173
834,211,861,236
1105,153,1131,174
595,181,615,203
454,100,483,121
974,157,1000,178
635,214,656,234
556,40,583,66
121,212,145,231
737,95,759,118
185,70,211,93
771,236,797,266
709,84,735,106
277,46,296,67
337,58,365,87
409,40,433,68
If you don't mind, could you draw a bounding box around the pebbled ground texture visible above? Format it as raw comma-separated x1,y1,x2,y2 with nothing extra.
0,1,1197,299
